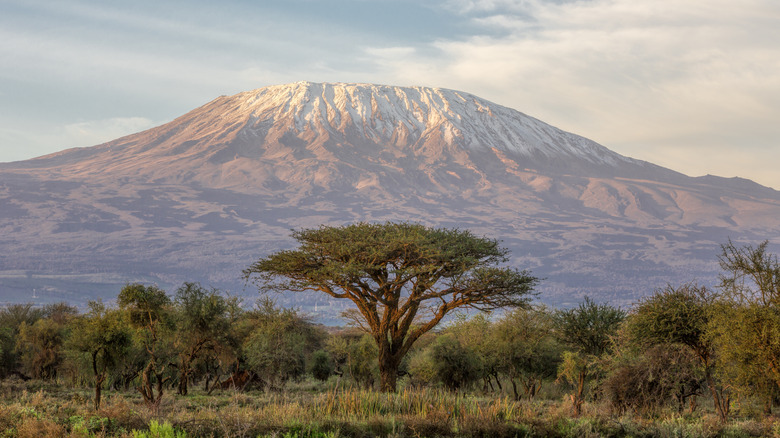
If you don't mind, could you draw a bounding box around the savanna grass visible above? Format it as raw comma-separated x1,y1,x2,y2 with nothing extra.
2,378,780,437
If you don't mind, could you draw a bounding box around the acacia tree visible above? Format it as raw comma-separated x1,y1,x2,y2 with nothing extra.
16,318,66,380
711,240,780,413
67,301,132,410
244,222,538,392
555,297,625,415
625,284,728,420
0,304,44,378
172,283,233,396
117,283,172,413
445,314,500,392
492,307,561,400
242,299,324,391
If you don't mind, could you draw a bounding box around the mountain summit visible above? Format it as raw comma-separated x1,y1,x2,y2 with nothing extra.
1,82,779,314
17,82,663,187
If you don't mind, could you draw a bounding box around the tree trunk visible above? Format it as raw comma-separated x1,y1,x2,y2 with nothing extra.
689,395,698,414
379,362,398,392
92,350,106,411
178,345,203,396
378,343,402,392
705,369,729,422
483,376,493,392
139,361,168,414
572,370,586,416
178,365,189,396
140,362,155,405
492,372,503,391
94,372,106,411
528,380,538,400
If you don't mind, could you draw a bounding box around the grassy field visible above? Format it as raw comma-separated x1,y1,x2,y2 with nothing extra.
0,377,778,438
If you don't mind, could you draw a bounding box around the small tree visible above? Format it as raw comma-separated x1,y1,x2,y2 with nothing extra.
117,283,172,413
244,222,538,392
711,240,780,414
555,297,625,415
429,335,481,391
67,301,132,410
347,334,379,389
0,303,44,378
719,240,780,307
16,318,66,380
492,307,561,400
625,284,728,420
445,314,500,392
242,299,324,391
709,301,780,414
172,283,232,396
602,343,702,415
310,350,333,381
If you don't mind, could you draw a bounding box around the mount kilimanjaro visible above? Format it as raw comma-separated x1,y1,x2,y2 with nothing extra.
1,82,779,317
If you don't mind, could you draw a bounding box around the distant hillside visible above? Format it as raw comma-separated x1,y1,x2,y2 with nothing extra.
1,82,779,320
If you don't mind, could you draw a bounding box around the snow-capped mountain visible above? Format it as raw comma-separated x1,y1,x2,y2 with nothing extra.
1,82,779,316
14,82,670,186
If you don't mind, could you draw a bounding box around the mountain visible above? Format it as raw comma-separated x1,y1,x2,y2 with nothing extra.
1,82,779,318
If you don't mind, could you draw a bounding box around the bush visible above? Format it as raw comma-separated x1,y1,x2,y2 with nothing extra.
310,350,333,382
602,345,702,415
407,349,437,387
430,335,481,391
132,420,187,438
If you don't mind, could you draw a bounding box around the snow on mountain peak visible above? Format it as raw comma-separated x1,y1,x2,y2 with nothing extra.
10,82,656,185
222,82,638,168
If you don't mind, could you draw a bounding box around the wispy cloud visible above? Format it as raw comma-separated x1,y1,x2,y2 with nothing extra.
0,117,158,162
362,0,780,186
1,0,778,187
63,117,158,145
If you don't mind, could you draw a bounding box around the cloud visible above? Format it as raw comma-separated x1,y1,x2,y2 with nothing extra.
2,0,779,188
0,117,159,163
62,117,158,146
362,0,780,188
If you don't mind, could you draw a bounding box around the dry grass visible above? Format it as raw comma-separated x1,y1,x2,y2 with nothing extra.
0,378,778,437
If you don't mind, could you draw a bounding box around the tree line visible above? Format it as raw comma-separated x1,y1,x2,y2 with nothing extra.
1,222,778,422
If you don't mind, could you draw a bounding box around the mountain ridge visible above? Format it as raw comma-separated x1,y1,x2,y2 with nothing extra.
1,82,779,316
3,82,661,176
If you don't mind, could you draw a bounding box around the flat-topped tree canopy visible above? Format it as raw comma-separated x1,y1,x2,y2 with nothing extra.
244,221,538,392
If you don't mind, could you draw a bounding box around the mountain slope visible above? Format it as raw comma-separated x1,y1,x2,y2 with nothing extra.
1,82,779,315
8,82,672,182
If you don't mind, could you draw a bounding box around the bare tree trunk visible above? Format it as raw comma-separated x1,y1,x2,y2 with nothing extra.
92,350,106,410
528,379,538,400
178,365,189,396
94,372,106,411
572,370,586,416
493,373,503,391
483,376,493,392
379,363,398,392
689,396,698,414
378,344,401,392
705,370,729,422
139,361,168,414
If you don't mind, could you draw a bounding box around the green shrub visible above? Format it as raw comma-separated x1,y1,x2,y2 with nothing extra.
429,335,481,390
310,350,333,382
132,420,186,438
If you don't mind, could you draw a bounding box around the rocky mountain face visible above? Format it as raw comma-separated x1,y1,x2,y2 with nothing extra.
1,82,779,319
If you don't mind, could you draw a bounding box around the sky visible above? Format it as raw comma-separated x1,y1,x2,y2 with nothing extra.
1,0,779,188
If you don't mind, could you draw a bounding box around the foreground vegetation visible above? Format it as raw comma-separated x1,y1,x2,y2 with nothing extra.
2,377,779,437
2,224,780,436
